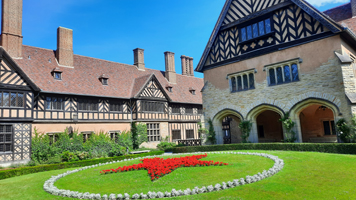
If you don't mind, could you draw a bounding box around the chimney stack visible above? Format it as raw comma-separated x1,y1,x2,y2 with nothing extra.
180,55,194,76
165,51,176,84
56,27,73,67
1,0,23,58
352,0,356,17
133,48,145,71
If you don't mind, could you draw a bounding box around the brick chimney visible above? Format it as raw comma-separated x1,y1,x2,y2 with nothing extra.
1,0,23,58
180,55,194,76
165,51,176,84
133,48,145,71
56,27,73,67
352,0,356,17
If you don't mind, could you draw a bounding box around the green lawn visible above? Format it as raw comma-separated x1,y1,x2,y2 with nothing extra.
0,151,355,199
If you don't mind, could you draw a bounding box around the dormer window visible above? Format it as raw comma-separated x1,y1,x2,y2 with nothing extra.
166,84,173,92
189,87,196,95
99,74,109,85
51,67,62,80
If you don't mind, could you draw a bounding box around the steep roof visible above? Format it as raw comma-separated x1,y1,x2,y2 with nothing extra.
195,0,345,72
323,3,356,33
14,45,204,104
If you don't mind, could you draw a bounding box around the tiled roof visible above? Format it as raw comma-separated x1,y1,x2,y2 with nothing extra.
15,45,204,104
323,3,356,33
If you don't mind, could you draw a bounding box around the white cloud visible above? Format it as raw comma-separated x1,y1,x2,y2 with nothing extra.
306,0,349,7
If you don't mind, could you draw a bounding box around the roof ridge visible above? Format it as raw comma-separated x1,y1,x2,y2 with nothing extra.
23,45,55,52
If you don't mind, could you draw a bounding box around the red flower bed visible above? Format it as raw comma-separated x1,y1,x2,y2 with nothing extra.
100,154,228,181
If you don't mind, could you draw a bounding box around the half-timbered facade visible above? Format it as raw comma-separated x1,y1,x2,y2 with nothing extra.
0,0,203,166
197,0,356,144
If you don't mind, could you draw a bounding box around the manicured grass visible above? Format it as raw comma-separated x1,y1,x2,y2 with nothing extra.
0,151,355,199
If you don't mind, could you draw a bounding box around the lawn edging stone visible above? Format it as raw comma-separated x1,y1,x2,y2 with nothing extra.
43,151,284,199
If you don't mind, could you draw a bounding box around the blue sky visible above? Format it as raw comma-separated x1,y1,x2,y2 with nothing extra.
14,0,350,78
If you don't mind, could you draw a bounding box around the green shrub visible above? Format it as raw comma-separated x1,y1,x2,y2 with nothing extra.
239,120,252,143
336,117,356,143
31,128,57,163
157,142,176,151
137,123,148,146
168,143,356,155
117,130,133,150
207,118,217,144
0,151,164,180
279,112,297,143
131,122,139,150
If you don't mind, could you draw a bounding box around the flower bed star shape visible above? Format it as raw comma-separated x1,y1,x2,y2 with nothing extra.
100,153,228,181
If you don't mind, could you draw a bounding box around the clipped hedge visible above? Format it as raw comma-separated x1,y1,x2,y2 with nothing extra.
167,143,356,155
0,151,164,180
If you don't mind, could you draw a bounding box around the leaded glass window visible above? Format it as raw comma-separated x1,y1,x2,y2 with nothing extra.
141,101,165,113
284,65,291,82
249,73,255,89
0,125,12,152
172,130,181,140
253,23,259,38
237,76,242,91
292,64,299,81
247,26,253,40
243,75,248,90
231,77,236,92
276,67,283,84
186,130,194,139
147,123,160,142
241,28,247,42
269,68,276,85
259,21,265,35
46,97,63,110
265,19,271,33
0,92,24,108
110,101,123,112
78,99,98,111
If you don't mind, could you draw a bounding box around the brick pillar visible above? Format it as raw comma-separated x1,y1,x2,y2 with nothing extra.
56,27,73,66
181,55,187,76
189,57,194,76
165,51,176,84
1,0,23,58
133,48,145,70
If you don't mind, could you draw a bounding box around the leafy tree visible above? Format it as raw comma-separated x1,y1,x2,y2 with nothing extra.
239,120,252,143
117,130,133,150
336,116,356,143
131,122,139,149
137,123,148,145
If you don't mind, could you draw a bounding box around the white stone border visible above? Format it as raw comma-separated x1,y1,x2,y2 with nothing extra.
43,152,284,199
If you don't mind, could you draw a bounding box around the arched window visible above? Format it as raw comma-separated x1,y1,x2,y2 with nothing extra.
237,76,242,91
276,67,283,84
249,73,255,89
243,75,248,90
292,64,299,81
269,68,276,85
284,65,291,82
231,77,236,92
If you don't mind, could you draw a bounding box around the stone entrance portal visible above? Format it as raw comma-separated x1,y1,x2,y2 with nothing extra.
299,104,337,143
256,110,284,142
222,116,242,144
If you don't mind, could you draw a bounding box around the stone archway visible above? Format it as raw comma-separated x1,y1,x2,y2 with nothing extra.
256,110,284,142
246,104,285,143
212,109,243,144
289,99,340,143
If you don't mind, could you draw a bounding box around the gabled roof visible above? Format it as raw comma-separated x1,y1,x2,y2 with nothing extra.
131,73,172,101
196,0,345,72
0,47,40,91
14,45,204,104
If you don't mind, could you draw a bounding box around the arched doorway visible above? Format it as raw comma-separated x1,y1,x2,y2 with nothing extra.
299,104,337,143
256,110,284,142
222,116,242,144
212,109,243,144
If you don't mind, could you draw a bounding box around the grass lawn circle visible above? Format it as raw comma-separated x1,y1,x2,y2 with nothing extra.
43,152,284,199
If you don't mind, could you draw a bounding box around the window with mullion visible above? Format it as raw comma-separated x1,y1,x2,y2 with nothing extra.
267,63,300,86
46,97,63,110
147,123,160,142
78,99,98,111
230,72,255,92
0,92,24,108
240,18,272,43
0,125,12,153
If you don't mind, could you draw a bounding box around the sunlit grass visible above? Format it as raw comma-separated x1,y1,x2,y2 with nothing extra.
0,151,355,200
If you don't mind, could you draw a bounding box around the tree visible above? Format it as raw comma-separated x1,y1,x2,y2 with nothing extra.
131,122,139,149
207,118,217,144
137,123,148,145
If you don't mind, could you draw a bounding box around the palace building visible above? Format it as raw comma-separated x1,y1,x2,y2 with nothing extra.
197,0,356,144
0,0,203,166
